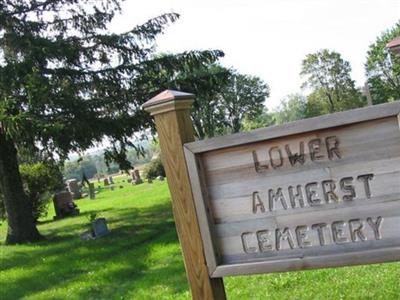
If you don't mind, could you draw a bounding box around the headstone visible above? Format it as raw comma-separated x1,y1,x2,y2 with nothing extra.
127,178,132,183
89,183,95,199
53,191,79,219
92,218,109,237
147,178,153,184
108,176,114,184
156,175,164,181
66,179,81,199
133,169,143,185
110,185,115,191
103,178,109,186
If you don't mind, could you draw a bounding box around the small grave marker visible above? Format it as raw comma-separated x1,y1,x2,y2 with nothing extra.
92,218,109,238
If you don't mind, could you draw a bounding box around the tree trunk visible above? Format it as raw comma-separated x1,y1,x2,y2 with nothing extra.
191,115,205,139
232,117,241,133
326,91,335,113
0,132,43,244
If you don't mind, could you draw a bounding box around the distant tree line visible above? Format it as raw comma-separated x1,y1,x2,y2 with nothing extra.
63,141,157,180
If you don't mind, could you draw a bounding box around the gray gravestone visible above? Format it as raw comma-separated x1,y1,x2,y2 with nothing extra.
92,218,109,238
66,179,81,199
53,191,79,219
134,169,143,185
89,183,95,199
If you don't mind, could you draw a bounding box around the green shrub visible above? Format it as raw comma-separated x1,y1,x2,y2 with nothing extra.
0,162,64,221
143,156,165,180
0,191,4,224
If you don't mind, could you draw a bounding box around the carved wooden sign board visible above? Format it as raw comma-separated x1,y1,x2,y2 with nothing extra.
183,102,400,277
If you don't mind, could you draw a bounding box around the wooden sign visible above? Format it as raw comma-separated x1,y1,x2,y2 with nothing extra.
184,101,400,277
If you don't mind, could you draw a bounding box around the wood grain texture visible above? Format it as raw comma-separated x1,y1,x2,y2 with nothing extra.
212,246,400,277
184,147,219,274
185,101,400,153
151,106,226,299
184,109,400,277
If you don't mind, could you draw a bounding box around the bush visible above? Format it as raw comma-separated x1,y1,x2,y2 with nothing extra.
0,162,64,221
0,192,5,224
143,156,165,180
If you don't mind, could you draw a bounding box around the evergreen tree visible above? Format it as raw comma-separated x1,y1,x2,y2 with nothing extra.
0,0,223,244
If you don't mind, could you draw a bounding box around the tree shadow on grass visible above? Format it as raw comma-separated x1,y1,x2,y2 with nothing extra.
1,203,171,270
1,202,189,300
37,208,114,225
74,229,188,300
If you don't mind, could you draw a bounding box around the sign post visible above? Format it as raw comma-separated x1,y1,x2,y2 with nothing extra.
145,89,400,299
143,90,226,300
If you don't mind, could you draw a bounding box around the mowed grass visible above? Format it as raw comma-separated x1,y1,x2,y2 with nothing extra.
0,176,399,300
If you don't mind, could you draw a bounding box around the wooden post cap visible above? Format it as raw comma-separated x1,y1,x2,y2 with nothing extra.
143,90,195,116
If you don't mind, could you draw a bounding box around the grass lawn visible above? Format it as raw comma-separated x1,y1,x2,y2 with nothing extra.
0,176,399,300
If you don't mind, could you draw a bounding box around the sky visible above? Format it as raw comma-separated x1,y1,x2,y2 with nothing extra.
109,0,400,109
